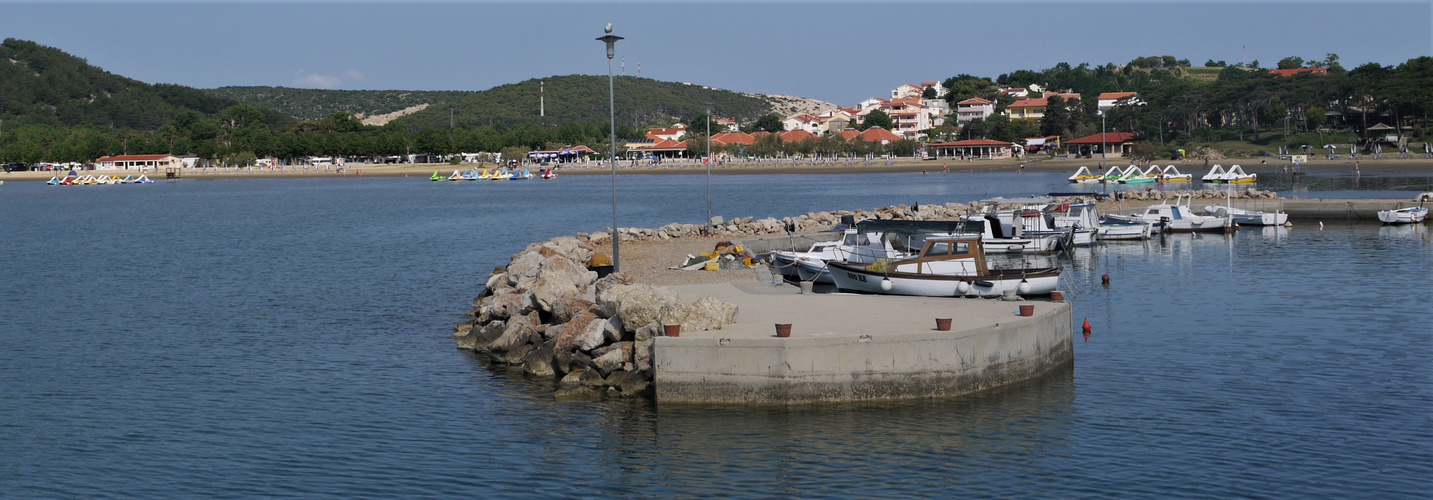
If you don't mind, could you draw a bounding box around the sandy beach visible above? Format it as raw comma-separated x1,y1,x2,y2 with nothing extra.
3,155,1429,183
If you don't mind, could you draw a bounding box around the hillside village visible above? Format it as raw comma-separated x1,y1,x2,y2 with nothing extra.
623,80,1148,162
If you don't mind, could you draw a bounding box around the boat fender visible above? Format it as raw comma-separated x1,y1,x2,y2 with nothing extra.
879,277,893,291
1017,279,1031,295
973,280,994,288
955,281,971,295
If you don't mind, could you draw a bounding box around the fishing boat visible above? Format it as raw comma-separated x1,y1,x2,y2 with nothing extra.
1120,194,1234,233
827,236,1061,298
429,169,446,182
1203,206,1289,226
1050,202,1100,246
1095,219,1154,240
1377,206,1428,224
1160,165,1192,182
772,227,903,282
1067,166,1102,184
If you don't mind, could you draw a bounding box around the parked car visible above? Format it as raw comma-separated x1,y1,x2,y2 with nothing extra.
3,163,29,172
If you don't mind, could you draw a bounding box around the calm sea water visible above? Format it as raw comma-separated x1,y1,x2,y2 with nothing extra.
2,172,1429,498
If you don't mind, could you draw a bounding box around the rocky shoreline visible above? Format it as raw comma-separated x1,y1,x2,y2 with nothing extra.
453,188,1282,399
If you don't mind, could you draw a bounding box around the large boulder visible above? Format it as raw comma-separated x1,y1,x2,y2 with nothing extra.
559,367,606,389
522,343,556,378
489,319,538,353
597,283,680,328
529,255,599,313
656,295,739,332
591,341,633,375
573,317,610,352
633,337,654,372
528,236,596,267
504,251,546,290
551,297,596,325
604,369,651,396
555,311,599,353
480,293,528,321
497,343,535,365
459,320,507,352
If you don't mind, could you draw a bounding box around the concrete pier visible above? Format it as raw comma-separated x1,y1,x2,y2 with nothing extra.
1106,198,1428,222
652,282,1073,405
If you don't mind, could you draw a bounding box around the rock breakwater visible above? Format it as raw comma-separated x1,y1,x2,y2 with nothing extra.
454,236,739,399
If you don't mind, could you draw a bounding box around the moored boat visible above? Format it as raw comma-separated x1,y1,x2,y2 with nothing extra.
1203,205,1289,226
1377,206,1428,224
1160,165,1192,182
1122,194,1234,233
430,169,445,182
828,236,1060,298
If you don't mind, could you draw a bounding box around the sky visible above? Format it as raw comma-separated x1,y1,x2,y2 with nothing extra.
3,1,1430,106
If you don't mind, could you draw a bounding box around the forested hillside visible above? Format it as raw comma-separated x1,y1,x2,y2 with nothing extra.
395,75,776,130
206,87,473,122
0,38,291,130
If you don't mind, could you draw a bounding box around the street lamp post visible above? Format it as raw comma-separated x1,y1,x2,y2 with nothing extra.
1100,110,1107,167
598,26,623,272
703,101,714,235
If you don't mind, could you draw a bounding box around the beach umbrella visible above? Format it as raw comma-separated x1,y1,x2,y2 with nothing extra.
1323,144,1336,149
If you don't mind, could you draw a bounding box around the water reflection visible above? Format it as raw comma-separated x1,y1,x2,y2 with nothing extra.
644,365,1076,496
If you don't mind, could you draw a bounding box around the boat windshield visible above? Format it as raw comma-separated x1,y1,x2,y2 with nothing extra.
841,233,872,246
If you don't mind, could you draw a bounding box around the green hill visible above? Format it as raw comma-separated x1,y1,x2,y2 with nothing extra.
205,86,474,122
0,38,291,130
393,75,778,130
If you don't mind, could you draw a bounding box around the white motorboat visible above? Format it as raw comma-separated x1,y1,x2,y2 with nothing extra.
828,236,1061,298
1377,206,1428,224
771,227,902,281
1120,194,1234,233
1095,219,1154,240
1204,205,1289,226
1050,202,1100,246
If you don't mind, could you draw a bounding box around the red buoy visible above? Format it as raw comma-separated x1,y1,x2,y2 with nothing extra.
1101,274,1111,287
1082,318,1092,342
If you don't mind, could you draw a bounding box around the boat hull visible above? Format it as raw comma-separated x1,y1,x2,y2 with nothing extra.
793,259,835,284
1378,208,1428,224
828,261,1060,298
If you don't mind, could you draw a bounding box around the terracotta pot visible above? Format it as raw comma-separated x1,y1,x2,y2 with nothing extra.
1050,291,1065,302
935,318,952,331
663,324,681,337
775,323,792,338
1019,305,1035,317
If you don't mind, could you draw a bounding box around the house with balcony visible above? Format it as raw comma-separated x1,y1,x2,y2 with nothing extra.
955,97,995,124
891,84,923,100
1006,97,1048,121
1097,92,1142,112
782,114,824,134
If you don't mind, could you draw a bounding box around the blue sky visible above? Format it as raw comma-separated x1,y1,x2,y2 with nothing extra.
3,1,1429,106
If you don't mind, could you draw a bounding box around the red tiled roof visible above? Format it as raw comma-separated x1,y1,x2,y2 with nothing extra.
834,130,861,141
1269,68,1327,78
1098,92,1138,100
1064,132,1140,145
858,127,902,143
710,131,756,146
929,139,1014,147
632,139,688,151
1008,98,1049,109
98,155,172,161
957,97,994,105
778,130,817,142
751,131,772,138
921,81,939,87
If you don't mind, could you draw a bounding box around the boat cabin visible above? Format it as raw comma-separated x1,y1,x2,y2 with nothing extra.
892,237,989,275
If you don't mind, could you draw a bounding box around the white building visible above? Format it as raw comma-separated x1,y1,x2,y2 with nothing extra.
1098,92,1143,112
955,97,996,124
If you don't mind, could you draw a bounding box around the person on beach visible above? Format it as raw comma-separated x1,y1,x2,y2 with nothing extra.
1355,161,1360,176
1018,164,1025,174
943,164,949,174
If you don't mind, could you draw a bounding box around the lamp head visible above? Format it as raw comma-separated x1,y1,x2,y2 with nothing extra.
605,23,613,34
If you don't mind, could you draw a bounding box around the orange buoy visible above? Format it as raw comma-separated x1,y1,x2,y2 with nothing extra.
1101,274,1111,287
1082,317,1092,342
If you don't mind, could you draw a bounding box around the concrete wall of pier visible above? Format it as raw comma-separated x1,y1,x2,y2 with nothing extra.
653,303,1073,405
